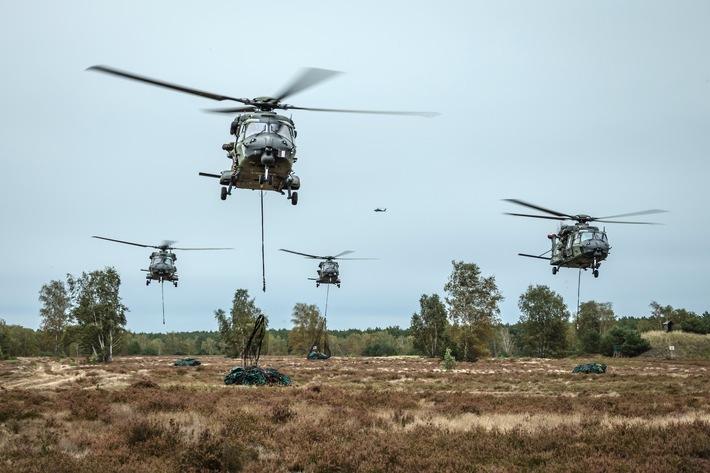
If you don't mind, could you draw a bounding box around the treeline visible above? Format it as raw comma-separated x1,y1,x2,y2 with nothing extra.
3,262,708,361
0,324,414,359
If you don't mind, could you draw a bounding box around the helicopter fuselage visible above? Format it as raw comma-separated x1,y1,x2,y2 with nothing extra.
312,260,341,288
550,224,610,273
203,111,301,204
145,250,179,286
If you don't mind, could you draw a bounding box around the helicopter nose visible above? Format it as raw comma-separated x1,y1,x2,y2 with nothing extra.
261,147,276,166
583,239,609,256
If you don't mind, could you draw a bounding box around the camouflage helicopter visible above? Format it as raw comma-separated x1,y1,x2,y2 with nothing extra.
87,65,437,205
279,249,375,288
92,236,231,287
503,199,666,278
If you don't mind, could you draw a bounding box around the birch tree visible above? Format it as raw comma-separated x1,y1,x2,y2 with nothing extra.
444,261,503,361
67,267,128,362
38,279,73,355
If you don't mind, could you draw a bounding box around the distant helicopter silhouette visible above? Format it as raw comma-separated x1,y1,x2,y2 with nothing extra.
374,208,387,212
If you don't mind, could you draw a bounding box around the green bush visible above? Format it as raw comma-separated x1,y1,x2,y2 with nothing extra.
442,347,456,370
362,342,398,357
600,327,651,357
682,315,708,335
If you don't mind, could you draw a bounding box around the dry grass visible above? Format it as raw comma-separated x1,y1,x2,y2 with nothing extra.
643,330,710,359
1,355,709,472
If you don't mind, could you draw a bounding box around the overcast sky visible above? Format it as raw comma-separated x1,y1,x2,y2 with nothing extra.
1,1,708,333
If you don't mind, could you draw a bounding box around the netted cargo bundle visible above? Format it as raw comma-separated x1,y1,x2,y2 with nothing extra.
174,358,201,366
224,366,292,386
572,362,607,374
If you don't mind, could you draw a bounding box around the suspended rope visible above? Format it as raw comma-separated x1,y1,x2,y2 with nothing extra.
260,189,266,292
161,280,165,325
324,283,330,319
576,268,582,329
307,315,331,360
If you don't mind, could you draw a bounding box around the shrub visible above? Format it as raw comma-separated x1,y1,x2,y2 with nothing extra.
682,315,709,335
442,347,456,370
600,327,651,357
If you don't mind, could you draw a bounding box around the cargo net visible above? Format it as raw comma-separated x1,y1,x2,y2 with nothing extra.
307,316,331,360
224,314,292,386
572,362,607,374
224,366,292,386
174,358,201,366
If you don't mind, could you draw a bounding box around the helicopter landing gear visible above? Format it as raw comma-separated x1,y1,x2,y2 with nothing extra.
146,280,150,286
173,281,178,287
552,267,558,275
290,191,298,205
316,283,320,288
259,167,274,186
592,259,600,278
337,283,341,288
220,186,228,201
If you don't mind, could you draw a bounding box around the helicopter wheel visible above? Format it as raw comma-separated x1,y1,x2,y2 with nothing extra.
291,191,298,205
552,267,558,275
593,269,599,278
146,280,150,286
267,175,274,186
174,281,178,287
259,175,266,185
220,187,228,201
337,283,341,288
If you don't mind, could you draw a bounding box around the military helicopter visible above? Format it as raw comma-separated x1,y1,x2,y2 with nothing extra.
92,236,232,286
503,199,666,278
279,249,375,287
87,65,437,205
374,208,387,212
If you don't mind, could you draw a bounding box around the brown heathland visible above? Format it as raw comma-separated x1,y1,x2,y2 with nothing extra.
1,355,709,472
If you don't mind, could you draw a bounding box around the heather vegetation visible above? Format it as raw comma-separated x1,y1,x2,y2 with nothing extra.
1,355,708,472
1,261,708,470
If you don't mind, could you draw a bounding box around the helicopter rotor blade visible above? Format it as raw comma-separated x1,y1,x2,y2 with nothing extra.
87,65,251,104
592,219,663,225
160,240,177,250
503,212,567,221
204,106,258,114
334,257,378,260
332,251,354,259
273,67,343,102
503,199,572,219
282,105,439,118
171,247,234,251
279,248,321,259
595,209,668,220
92,236,154,249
